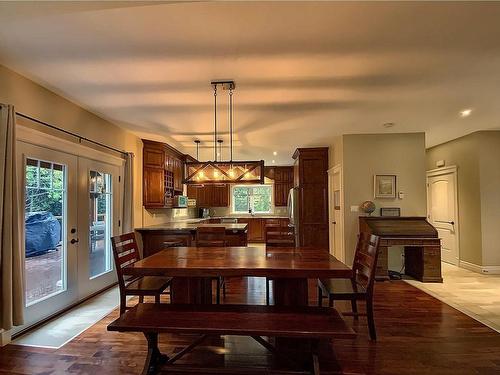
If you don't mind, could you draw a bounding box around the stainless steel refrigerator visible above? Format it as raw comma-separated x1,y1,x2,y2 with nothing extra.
287,187,300,246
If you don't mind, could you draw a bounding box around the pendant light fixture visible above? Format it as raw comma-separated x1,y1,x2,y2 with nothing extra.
184,80,264,185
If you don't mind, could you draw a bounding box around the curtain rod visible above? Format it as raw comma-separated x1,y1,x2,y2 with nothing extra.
16,112,130,157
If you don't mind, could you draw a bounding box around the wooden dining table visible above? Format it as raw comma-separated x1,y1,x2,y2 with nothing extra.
122,246,354,373
123,246,353,306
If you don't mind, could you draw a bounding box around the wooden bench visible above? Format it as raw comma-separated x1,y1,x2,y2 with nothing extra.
107,303,355,375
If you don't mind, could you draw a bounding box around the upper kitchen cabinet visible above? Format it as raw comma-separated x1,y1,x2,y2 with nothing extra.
265,166,294,206
143,139,185,208
292,147,329,249
186,184,230,207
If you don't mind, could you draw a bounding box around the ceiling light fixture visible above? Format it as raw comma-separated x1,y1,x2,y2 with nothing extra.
273,151,277,156
184,81,264,185
460,109,472,117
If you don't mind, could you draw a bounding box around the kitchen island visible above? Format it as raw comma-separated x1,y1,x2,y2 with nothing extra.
136,222,248,256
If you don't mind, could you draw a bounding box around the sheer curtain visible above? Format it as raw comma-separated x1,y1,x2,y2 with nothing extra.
122,152,134,233
0,104,24,330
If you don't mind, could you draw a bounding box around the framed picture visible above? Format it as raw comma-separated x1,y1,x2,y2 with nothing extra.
380,207,401,217
374,174,397,199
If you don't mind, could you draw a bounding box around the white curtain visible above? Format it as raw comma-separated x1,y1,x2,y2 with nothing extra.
0,104,24,330
122,152,134,233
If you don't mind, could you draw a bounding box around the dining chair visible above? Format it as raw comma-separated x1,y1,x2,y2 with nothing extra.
111,232,172,315
264,224,295,305
195,226,227,304
317,232,380,340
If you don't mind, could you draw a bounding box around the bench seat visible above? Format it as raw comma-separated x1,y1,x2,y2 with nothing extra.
108,303,355,339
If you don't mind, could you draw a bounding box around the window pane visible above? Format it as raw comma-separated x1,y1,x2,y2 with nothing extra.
89,171,113,278
252,186,272,213
24,158,66,306
233,186,250,213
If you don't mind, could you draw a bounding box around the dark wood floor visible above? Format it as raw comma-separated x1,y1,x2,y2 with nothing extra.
1,278,500,375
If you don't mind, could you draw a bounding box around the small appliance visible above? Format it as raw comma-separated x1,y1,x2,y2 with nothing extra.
199,207,210,218
173,195,188,208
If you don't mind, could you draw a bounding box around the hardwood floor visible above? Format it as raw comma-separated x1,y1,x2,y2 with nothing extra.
1,278,500,374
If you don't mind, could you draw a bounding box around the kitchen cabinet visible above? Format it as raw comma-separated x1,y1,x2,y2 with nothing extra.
238,218,264,242
292,147,329,249
187,184,230,207
265,166,294,207
143,139,185,209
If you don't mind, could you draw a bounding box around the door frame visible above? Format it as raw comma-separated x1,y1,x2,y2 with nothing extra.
327,164,344,261
426,165,460,265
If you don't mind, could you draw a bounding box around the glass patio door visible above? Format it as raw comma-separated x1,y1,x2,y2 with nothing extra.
17,142,79,329
77,158,120,297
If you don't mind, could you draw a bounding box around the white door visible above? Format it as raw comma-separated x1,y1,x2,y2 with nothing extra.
328,166,344,261
427,168,459,265
77,158,120,297
17,142,79,329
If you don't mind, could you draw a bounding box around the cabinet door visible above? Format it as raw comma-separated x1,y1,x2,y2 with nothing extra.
144,146,164,168
187,185,198,200
143,167,165,207
213,185,229,207
248,218,264,242
173,158,183,192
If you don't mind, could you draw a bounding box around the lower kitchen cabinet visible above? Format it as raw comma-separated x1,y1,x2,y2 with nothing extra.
138,231,192,257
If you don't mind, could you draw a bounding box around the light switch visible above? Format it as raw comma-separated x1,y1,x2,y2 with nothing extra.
351,205,359,212
398,191,404,199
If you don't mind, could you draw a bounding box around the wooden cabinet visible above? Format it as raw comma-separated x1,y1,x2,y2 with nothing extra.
139,231,192,257
186,184,229,207
143,139,185,208
292,148,329,249
238,218,264,242
265,166,294,207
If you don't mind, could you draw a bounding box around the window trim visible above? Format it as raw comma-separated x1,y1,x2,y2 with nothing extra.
231,184,274,214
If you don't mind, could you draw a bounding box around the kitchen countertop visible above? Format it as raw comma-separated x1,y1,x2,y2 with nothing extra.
136,223,248,232
210,215,289,219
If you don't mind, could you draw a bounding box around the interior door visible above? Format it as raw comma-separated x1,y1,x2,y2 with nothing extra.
77,157,121,297
329,167,343,260
427,170,458,265
16,142,79,330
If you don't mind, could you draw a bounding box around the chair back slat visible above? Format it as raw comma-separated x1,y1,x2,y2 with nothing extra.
196,226,226,247
111,232,141,291
265,225,295,247
352,232,380,292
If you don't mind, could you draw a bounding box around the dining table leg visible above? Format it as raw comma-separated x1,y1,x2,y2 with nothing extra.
170,277,213,304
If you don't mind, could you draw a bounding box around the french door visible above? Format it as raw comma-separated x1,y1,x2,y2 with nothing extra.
17,141,121,330
77,158,120,296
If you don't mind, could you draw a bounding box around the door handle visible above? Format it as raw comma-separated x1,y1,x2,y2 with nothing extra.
70,238,79,244
436,220,454,225
332,221,337,224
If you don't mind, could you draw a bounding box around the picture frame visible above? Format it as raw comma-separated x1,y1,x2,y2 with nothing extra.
374,174,397,199
380,207,401,217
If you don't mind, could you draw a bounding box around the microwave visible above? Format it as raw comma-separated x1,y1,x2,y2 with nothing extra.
173,195,188,208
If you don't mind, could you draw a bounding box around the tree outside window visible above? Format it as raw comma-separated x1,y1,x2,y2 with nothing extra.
232,185,272,214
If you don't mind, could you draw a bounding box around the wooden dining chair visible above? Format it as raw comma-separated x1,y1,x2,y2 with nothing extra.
195,226,227,304
317,232,380,340
264,224,295,305
111,232,172,315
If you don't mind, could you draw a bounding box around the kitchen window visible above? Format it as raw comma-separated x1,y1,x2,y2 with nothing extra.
232,185,272,214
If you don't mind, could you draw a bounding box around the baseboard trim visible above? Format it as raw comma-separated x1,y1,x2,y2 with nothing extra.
0,329,11,347
459,260,500,274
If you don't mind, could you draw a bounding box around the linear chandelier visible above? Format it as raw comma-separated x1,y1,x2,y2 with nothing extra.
184,80,264,185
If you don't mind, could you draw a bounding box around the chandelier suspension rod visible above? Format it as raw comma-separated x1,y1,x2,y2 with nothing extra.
213,84,218,162
229,87,234,162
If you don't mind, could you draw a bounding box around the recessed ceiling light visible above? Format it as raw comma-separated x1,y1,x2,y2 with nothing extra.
460,109,472,117
273,151,277,156
383,122,395,128
272,160,276,164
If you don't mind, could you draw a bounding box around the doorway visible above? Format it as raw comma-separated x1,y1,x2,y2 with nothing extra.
328,165,344,261
427,166,459,265
17,139,122,331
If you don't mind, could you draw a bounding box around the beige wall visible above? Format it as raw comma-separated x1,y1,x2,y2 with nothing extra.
0,64,144,228
426,133,483,265
342,133,427,264
478,132,500,266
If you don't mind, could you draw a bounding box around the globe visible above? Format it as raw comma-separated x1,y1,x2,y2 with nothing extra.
360,201,376,216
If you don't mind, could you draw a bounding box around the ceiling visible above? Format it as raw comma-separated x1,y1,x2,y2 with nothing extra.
1,1,499,164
